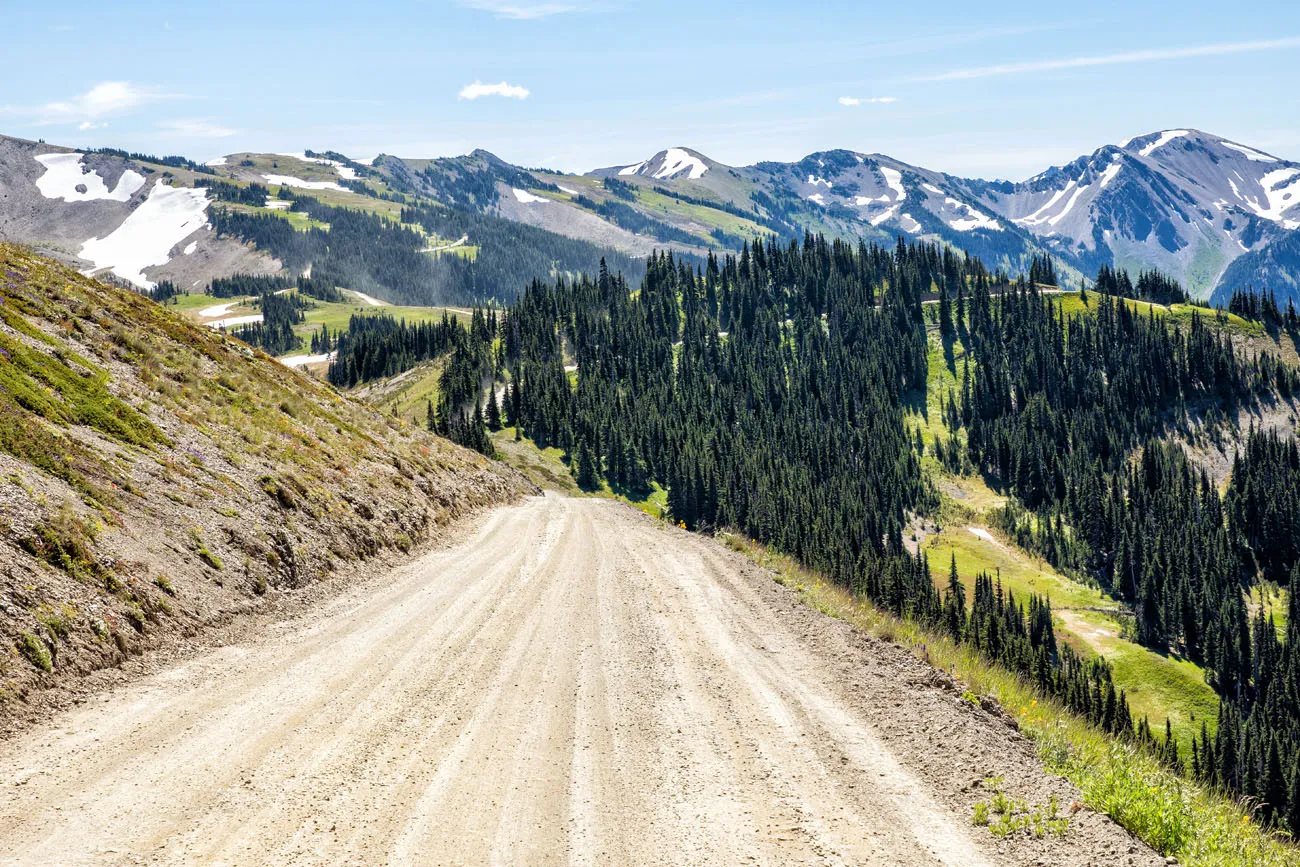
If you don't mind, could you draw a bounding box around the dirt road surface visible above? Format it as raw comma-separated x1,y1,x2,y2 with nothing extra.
0,495,1158,866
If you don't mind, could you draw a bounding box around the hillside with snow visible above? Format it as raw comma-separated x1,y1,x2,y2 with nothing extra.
956,130,1300,297
0,134,277,292
3,128,1300,301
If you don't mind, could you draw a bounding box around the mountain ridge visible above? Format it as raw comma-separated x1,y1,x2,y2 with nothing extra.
4,128,1300,303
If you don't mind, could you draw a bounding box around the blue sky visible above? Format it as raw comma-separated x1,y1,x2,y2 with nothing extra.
2,0,1297,180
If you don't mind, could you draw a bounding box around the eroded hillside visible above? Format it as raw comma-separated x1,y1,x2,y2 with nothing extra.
0,244,531,718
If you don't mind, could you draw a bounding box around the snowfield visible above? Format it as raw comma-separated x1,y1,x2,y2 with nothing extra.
1243,167,1300,224
1221,142,1277,163
1098,159,1123,189
1137,129,1189,158
878,166,906,202
279,351,336,368
205,157,228,167
1048,183,1089,227
1016,180,1077,227
207,314,263,330
184,241,198,255
34,152,145,203
511,188,550,204
653,148,709,180
79,183,210,290
558,185,580,195
869,205,900,226
262,174,348,192
197,300,243,319
899,213,922,233
944,198,1001,232
618,161,646,177
351,290,388,307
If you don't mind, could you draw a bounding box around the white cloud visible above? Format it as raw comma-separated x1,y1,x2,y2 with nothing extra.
839,96,898,106
920,36,1300,81
156,119,237,138
458,81,531,100
1,81,166,126
459,0,583,18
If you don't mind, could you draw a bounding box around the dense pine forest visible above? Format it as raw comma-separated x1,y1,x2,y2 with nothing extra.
209,192,646,307
316,232,1300,836
227,291,307,355
496,239,1144,744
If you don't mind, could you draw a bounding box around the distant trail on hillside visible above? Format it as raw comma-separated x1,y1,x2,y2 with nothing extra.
0,496,1159,866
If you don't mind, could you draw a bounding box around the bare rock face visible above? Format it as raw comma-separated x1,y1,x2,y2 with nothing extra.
0,244,534,721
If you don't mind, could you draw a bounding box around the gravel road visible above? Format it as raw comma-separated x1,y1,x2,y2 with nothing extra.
0,495,1159,866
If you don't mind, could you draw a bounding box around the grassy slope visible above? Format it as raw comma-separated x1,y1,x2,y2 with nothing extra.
0,244,527,714
721,535,1293,866
353,359,447,425
170,292,468,358
531,171,770,247
911,307,1222,749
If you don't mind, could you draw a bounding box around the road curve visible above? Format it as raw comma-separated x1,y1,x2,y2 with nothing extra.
0,495,1151,866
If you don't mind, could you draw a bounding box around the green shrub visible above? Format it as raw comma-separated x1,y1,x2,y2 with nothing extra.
17,632,52,672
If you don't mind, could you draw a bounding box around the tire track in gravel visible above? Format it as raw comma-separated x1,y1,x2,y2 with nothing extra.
0,495,1160,866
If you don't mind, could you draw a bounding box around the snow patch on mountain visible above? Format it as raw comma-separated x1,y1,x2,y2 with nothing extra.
208,314,263,330
1049,183,1089,227
1138,130,1189,158
280,351,336,368
617,161,646,177
945,198,1001,232
655,148,709,180
1097,160,1122,189
1221,142,1277,163
262,174,348,192
78,183,209,290
1243,168,1300,225
351,290,388,307
869,205,899,226
511,188,550,204
34,152,145,203
878,166,906,201
807,175,833,189
899,213,922,233
1015,180,1077,226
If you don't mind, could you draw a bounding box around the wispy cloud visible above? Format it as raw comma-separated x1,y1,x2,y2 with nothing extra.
838,96,898,106
919,36,1300,81
156,118,237,138
1,81,168,126
458,81,531,100
458,0,584,19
